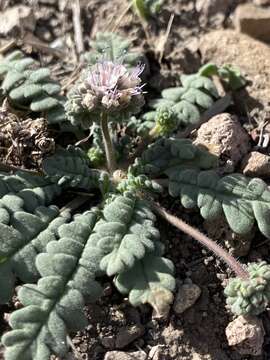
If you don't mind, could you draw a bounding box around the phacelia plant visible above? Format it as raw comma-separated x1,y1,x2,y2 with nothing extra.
0,38,270,360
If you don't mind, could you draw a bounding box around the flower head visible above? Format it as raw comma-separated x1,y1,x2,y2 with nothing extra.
66,60,145,128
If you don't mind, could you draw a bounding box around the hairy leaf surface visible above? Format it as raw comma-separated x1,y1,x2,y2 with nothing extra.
84,32,143,68
2,210,103,360
0,206,70,303
43,146,110,194
137,138,218,177
115,252,175,316
169,169,270,237
141,71,220,134
0,50,65,123
91,195,160,276
0,171,62,214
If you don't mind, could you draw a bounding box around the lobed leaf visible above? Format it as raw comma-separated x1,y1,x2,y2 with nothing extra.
169,169,270,237
0,206,70,303
140,69,221,135
137,138,218,177
43,146,110,194
115,252,175,316
0,171,62,214
84,32,143,69
91,195,160,276
0,51,66,123
2,210,103,360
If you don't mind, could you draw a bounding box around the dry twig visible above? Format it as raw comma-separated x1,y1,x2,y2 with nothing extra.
71,0,85,55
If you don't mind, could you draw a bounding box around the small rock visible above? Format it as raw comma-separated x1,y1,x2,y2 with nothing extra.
194,113,250,170
0,6,36,36
104,351,147,360
100,335,115,349
148,345,166,360
173,283,201,314
242,151,270,177
199,30,270,109
115,324,145,349
253,0,270,5
234,4,270,43
226,315,265,356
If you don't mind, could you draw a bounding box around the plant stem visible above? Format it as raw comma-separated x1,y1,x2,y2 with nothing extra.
149,201,249,279
60,195,89,213
100,112,116,174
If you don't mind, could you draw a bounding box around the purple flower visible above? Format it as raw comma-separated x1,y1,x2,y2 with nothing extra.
66,60,145,128
83,61,145,111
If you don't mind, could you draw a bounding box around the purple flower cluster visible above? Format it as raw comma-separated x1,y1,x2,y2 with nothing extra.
66,60,145,128
83,61,145,111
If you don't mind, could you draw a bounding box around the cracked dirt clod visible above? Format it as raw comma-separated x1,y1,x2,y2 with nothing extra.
225,315,265,356
242,151,270,177
199,30,270,110
193,113,250,170
173,283,201,314
234,3,270,43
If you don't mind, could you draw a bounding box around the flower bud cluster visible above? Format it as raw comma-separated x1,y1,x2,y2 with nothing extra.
225,261,270,315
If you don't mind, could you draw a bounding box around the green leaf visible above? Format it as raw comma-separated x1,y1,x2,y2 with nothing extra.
2,210,103,360
180,74,219,98
29,68,50,83
161,87,185,102
0,171,62,213
30,96,59,112
139,138,218,177
181,88,214,109
43,146,110,194
0,51,65,123
169,169,270,237
115,252,175,316
0,206,70,303
2,71,25,92
172,100,200,124
92,195,159,276
148,70,220,133
85,32,142,69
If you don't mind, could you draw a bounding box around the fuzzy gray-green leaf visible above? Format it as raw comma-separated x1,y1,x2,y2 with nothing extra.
2,210,103,360
138,138,218,177
115,252,175,316
0,206,70,303
0,51,65,123
169,169,270,237
43,146,110,194
92,195,159,276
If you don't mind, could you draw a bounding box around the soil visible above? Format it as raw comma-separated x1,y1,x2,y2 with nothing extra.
0,1,270,360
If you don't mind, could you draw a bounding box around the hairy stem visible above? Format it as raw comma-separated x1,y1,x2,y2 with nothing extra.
149,201,249,279
100,112,116,174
